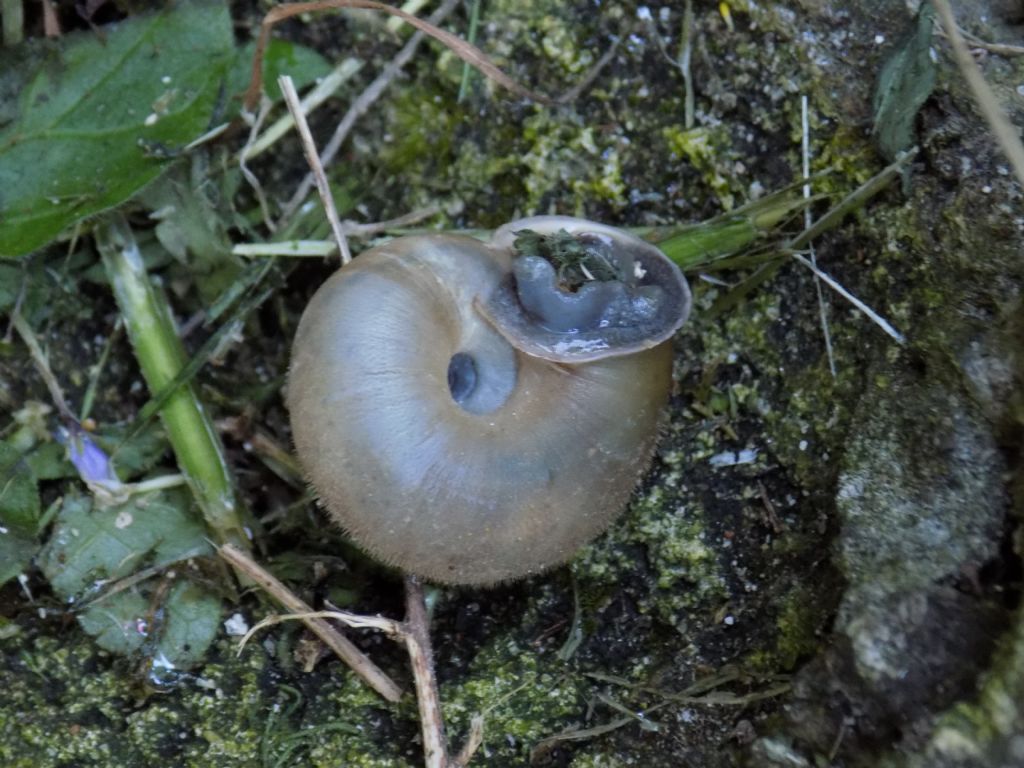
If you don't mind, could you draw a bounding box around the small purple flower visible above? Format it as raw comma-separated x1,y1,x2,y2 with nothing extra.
60,427,119,486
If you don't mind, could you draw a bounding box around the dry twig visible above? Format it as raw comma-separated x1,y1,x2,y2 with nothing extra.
233,566,482,768
218,543,403,702
241,58,363,162
231,207,441,257
558,41,619,103
41,0,60,36
340,578,481,767
947,25,1024,58
10,311,76,423
237,97,278,233
790,252,906,345
801,94,837,378
280,0,461,218
278,74,352,263
244,0,550,113
932,0,1024,187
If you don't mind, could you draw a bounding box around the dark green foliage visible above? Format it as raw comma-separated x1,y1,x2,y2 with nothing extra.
872,2,936,164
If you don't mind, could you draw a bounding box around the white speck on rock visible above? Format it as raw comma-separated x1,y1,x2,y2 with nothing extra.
709,448,758,467
224,612,250,636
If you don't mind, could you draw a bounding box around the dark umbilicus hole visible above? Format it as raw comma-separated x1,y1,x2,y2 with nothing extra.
447,352,478,404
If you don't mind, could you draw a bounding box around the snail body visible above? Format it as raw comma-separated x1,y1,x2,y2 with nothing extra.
287,217,691,585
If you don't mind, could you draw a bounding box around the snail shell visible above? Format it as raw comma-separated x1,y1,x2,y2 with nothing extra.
287,217,691,585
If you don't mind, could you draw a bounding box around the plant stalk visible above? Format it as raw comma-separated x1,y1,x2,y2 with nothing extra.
96,214,249,552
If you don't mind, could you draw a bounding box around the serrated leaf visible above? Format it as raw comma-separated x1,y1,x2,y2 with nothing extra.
39,491,221,667
137,164,234,273
159,581,221,668
76,578,221,667
39,491,210,597
0,1,235,258
76,583,221,668
77,591,149,655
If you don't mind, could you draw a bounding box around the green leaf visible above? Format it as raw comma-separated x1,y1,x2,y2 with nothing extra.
38,491,221,667
159,581,222,668
77,591,149,656
872,2,936,163
0,442,41,537
76,581,221,669
0,440,44,587
39,491,210,597
0,1,236,258
0,263,21,309
92,421,169,480
0,532,36,588
226,39,333,102
25,440,73,481
136,163,239,290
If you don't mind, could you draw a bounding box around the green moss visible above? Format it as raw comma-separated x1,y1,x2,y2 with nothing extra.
772,586,824,671
663,125,741,210
374,87,633,220
486,0,608,78
294,673,419,767
569,753,631,768
518,111,628,213
537,15,595,74
818,126,885,189
636,502,720,597
896,612,1024,767
0,610,587,768
575,483,727,631
443,637,583,760
378,89,459,176
0,630,418,768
